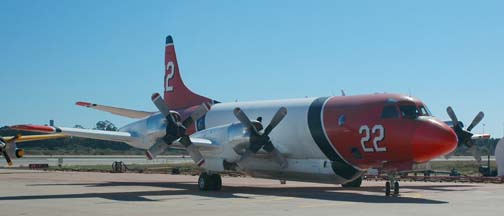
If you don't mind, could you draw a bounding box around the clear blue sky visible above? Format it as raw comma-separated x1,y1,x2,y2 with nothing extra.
1,0,503,137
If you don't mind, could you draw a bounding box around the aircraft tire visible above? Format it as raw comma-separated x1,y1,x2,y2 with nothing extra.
198,173,210,191
385,182,391,196
210,174,222,191
198,173,222,191
394,181,399,195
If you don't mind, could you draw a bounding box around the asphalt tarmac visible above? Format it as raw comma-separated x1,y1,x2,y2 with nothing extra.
0,169,503,216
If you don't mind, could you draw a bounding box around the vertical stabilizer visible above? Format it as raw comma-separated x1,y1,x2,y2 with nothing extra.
164,36,215,110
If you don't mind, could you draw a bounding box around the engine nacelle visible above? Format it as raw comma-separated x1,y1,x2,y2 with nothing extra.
15,148,25,158
191,122,252,163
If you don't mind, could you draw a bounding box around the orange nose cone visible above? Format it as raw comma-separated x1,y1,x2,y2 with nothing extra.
412,119,458,163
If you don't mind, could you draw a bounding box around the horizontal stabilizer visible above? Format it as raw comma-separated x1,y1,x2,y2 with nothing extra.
76,101,155,119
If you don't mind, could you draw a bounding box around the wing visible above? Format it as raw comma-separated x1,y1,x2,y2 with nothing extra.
76,101,156,119
11,125,138,143
2,134,68,143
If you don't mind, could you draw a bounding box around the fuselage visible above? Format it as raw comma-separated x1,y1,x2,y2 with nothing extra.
119,93,457,184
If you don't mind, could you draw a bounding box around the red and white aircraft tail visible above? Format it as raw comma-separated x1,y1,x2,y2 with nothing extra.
164,36,216,110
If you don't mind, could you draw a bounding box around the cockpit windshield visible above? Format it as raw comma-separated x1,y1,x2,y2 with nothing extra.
418,105,432,116
399,105,420,119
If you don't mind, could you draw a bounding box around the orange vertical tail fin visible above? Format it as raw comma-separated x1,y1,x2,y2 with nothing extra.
163,36,216,110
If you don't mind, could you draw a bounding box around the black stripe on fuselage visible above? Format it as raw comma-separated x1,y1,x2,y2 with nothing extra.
307,97,359,180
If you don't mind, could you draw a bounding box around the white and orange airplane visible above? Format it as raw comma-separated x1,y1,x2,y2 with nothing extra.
12,36,487,196
0,134,67,166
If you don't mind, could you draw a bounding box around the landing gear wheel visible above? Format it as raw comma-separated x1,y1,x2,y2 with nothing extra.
394,181,399,195
198,173,222,191
198,173,210,191
341,176,362,188
210,174,222,191
385,181,391,196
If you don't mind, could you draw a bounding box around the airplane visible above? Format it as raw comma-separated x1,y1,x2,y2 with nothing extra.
0,134,67,166
12,35,477,196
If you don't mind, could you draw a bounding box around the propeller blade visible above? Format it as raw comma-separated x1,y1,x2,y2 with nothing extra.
446,106,460,128
237,149,255,164
5,135,19,157
182,102,211,128
2,150,13,166
467,111,485,132
262,141,288,168
263,107,287,136
145,141,170,160
233,108,259,134
179,135,206,166
186,144,206,167
179,136,192,147
151,93,177,126
270,148,288,169
468,145,482,162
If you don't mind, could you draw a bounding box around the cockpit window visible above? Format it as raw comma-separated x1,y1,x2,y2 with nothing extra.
399,105,420,119
381,105,400,118
419,105,432,116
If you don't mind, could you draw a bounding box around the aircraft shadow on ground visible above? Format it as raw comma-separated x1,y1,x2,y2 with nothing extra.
0,180,479,204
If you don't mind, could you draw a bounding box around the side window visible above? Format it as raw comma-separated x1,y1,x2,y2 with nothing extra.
381,106,400,118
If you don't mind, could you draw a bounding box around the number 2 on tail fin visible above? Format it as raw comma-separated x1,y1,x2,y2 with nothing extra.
165,61,175,92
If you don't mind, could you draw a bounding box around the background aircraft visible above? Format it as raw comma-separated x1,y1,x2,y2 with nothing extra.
0,134,67,166
13,35,468,196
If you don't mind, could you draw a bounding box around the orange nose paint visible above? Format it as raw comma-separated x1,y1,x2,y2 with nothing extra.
412,119,457,163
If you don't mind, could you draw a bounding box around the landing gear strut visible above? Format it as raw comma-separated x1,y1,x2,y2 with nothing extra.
385,175,399,196
198,173,222,191
341,176,362,188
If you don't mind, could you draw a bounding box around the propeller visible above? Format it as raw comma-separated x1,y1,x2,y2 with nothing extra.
233,107,288,168
0,135,20,166
146,93,209,166
446,106,485,161
446,106,485,147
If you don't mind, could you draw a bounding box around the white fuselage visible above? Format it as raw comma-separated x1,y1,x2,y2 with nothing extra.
119,97,363,184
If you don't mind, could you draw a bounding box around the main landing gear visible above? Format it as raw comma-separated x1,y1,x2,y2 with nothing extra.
385,175,400,196
198,173,222,191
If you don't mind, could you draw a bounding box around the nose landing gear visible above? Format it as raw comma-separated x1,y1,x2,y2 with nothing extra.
385,175,400,196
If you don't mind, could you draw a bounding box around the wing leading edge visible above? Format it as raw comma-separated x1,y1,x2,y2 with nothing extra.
11,125,138,144
76,101,156,119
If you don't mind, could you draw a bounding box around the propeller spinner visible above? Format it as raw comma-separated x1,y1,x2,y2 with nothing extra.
233,107,288,169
